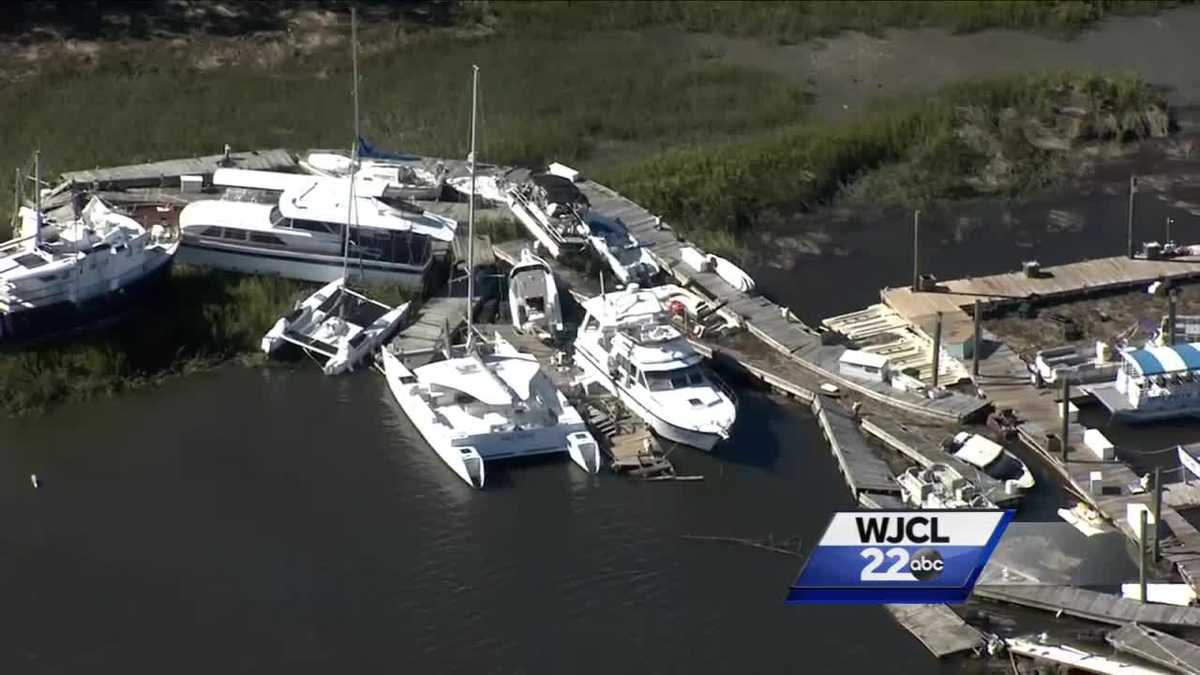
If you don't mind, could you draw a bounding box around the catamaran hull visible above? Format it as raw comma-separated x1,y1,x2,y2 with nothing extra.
574,348,725,451
178,241,430,288
0,252,175,344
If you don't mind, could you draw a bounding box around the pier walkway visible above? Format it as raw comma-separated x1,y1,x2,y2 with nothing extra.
811,396,901,503
388,296,468,362
57,148,296,190
974,585,1200,628
1107,623,1200,674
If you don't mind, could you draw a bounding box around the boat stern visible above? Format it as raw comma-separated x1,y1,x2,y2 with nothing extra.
567,431,601,474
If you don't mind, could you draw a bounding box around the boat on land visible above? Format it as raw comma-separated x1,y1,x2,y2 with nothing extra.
573,284,737,451
507,248,564,339
381,64,601,489
299,138,447,202
942,432,1035,493
1,152,178,342
261,7,410,376
176,168,456,287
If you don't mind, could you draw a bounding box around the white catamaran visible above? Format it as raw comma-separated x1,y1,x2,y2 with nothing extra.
1,151,179,341
573,284,737,450
380,65,601,489
261,7,409,375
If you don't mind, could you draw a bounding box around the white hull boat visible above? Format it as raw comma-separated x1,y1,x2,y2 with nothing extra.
300,144,446,202
943,432,1035,493
508,248,564,338
574,285,736,451
381,335,601,488
262,277,409,375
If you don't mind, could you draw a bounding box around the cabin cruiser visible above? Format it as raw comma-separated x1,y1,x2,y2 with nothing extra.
299,141,447,202
261,277,408,375
897,463,995,509
177,168,456,287
1,193,178,341
943,432,1035,493
573,284,737,450
508,248,564,339
381,332,601,488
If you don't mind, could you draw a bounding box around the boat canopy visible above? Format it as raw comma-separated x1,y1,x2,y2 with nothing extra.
416,354,542,405
356,136,420,162
531,173,589,207
1121,342,1200,377
953,434,1004,468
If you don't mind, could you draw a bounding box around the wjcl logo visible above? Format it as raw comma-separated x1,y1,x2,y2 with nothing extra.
787,510,1012,605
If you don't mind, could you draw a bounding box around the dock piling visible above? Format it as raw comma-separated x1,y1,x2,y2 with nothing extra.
1153,467,1163,562
972,300,981,377
911,210,921,292
1140,509,1148,603
932,311,942,388
1061,378,1070,463
1168,289,1178,346
1127,175,1137,259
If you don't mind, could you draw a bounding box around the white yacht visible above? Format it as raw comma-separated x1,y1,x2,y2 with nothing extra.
299,143,446,202
943,432,1035,493
261,277,409,375
573,285,737,450
177,168,456,287
508,248,563,339
381,64,601,489
381,333,601,488
1,167,178,342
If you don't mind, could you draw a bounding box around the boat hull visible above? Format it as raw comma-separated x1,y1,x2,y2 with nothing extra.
178,240,430,288
0,251,175,344
574,347,724,451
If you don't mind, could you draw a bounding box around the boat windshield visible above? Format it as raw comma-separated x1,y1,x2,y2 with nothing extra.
644,366,707,391
984,453,1026,482
269,206,287,227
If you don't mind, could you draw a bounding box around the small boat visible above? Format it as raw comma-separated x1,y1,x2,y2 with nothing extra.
943,432,1035,493
507,248,564,339
299,143,447,202
1,154,179,342
897,463,995,509
261,277,408,375
573,284,737,450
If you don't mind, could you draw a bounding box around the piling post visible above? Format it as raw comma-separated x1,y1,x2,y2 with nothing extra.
1168,289,1178,346
1128,175,1138,259
1167,216,1175,244
911,210,921,291
972,299,982,377
1153,467,1163,563
931,311,942,388
1061,378,1070,463
1139,509,1149,603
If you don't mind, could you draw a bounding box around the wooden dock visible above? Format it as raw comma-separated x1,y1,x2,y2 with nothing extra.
810,396,901,502
57,148,296,190
883,605,983,658
389,296,468,362
1107,622,1200,674
973,586,1200,628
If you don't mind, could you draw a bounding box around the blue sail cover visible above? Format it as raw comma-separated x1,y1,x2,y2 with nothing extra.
356,136,420,162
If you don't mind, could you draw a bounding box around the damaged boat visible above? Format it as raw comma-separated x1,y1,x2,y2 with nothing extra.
508,248,564,339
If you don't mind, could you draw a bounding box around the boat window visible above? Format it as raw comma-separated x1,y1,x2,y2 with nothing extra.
292,219,336,235
644,366,707,391
269,206,287,227
223,228,248,241
199,226,223,238
583,315,600,332
249,232,286,246
983,453,1026,482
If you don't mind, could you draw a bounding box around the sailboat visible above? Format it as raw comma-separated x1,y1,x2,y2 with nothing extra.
380,65,601,489
1,151,179,342
261,7,409,375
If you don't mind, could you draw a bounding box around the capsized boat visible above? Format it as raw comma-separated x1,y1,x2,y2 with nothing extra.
1,169,178,342
381,332,601,488
573,284,737,450
943,432,1035,492
508,248,564,339
261,277,408,375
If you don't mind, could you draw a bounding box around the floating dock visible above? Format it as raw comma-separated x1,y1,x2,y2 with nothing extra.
883,605,983,658
387,296,469,362
973,586,1200,628
1107,622,1200,674
56,148,296,190
810,396,900,504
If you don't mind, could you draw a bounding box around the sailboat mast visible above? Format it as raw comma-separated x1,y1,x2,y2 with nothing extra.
32,150,41,246
341,6,359,283
465,64,479,350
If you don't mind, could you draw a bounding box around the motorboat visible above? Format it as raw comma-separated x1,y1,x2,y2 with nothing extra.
943,432,1035,492
177,168,456,287
381,64,601,489
897,463,995,509
508,248,563,339
299,139,447,202
573,284,737,450
1,159,178,342
584,210,658,286
261,277,408,375
381,333,601,488
645,283,741,338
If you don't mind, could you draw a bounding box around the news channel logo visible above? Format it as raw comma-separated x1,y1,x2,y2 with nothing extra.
786,510,1014,604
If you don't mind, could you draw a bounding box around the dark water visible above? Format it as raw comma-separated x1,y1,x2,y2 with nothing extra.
0,366,952,674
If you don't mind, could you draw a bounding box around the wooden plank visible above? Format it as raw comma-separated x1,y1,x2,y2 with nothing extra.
812,396,900,496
